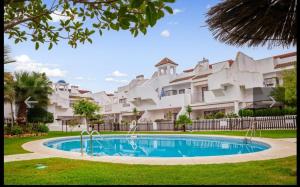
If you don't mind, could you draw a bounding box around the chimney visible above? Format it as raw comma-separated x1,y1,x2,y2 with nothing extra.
136,75,144,80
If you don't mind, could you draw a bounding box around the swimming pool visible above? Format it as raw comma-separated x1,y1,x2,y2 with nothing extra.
44,135,270,158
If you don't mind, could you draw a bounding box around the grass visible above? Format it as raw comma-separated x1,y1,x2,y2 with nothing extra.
4,156,296,185
4,130,296,155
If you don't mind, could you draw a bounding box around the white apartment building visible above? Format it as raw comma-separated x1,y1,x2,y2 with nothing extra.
4,51,296,131
97,51,296,123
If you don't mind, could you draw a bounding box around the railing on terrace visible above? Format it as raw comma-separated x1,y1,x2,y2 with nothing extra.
91,115,296,132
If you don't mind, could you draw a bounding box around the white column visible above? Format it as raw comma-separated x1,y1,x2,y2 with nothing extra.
234,101,239,114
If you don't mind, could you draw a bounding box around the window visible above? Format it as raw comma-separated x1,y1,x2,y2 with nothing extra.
119,98,127,104
179,89,185,94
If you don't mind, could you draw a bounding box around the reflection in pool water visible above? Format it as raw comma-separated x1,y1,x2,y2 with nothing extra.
44,135,270,157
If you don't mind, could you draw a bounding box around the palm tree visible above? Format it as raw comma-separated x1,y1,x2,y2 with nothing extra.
206,0,296,48
4,45,16,64
14,72,53,124
176,114,192,132
132,107,139,121
4,72,15,125
186,105,192,118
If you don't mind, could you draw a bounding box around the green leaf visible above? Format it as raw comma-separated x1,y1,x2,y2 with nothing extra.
164,6,173,14
146,2,157,27
35,42,39,50
87,38,92,44
131,0,144,8
48,43,53,50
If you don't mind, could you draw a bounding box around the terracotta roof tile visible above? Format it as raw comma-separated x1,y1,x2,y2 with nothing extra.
155,57,178,67
228,60,234,67
192,73,212,80
169,75,194,83
183,68,194,73
274,61,296,69
273,52,296,59
78,90,90,94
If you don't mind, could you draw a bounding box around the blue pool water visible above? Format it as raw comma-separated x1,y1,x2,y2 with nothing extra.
44,135,270,157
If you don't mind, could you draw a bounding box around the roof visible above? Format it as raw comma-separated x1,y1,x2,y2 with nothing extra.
274,61,296,69
155,57,178,67
57,80,66,84
183,68,194,73
192,73,212,80
169,75,194,83
78,90,90,94
273,52,296,59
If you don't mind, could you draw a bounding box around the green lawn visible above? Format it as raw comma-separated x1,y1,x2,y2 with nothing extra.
4,130,296,155
4,156,296,185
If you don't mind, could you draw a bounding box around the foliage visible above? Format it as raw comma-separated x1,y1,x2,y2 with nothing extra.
186,105,192,117
271,69,297,107
175,114,192,131
4,0,175,50
206,0,296,48
225,112,238,118
10,125,23,135
72,99,100,119
204,111,225,119
14,71,53,123
27,107,54,123
4,72,15,124
239,108,297,117
4,45,16,64
90,114,104,124
33,123,49,133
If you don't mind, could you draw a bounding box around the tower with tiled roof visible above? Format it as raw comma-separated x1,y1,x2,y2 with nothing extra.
155,57,178,76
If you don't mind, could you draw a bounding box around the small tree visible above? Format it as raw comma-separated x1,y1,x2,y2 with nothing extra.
89,114,104,131
72,99,100,131
68,118,80,132
186,105,192,118
176,114,192,132
132,107,139,121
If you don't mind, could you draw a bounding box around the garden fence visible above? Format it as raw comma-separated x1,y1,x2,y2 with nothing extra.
92,115,297,131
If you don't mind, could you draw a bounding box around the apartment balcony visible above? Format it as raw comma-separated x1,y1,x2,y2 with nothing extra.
50,93,69,109
191,92,205,104
158,92,191,108
127,86,159,104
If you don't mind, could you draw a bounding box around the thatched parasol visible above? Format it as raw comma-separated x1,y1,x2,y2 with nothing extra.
206,0,296,48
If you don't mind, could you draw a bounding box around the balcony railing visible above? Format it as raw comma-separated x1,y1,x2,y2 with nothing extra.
122,103,130,107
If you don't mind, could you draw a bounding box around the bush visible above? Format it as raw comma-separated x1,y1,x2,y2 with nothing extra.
225,112,239,118
11,126,23,135
4,126,11,135
214,111,225,119
239,107,297,117
33,123,49,133
27,107,54,123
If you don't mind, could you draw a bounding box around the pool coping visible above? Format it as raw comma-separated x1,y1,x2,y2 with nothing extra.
22,134,296,165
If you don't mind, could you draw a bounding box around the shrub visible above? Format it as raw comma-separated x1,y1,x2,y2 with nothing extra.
225,112,238,118
214,111,225,119
22,123,34,134
4,126,11,135
284,107,297,115
239,107,296,117
11,126,23,135
27,107,54,123
33,123,49,133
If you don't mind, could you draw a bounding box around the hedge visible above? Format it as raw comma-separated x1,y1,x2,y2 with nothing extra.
239,107,297,117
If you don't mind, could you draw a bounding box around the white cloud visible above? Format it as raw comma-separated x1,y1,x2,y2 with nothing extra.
206,4,211,9
12,54,67,77
105,77,129,84
173,8,183,15
50,10,69,22
111,70,127,77
160,30,170,37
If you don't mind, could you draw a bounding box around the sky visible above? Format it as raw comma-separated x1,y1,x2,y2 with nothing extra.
4,0,296,93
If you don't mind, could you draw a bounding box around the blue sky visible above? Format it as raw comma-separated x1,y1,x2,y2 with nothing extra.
4,0,296,93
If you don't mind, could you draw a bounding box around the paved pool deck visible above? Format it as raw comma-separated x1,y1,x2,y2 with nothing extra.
4,134,297,165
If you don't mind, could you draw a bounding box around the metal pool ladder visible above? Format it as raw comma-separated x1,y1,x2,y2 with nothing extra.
80,130,102,156
244,121,261,143
128,120,138,138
